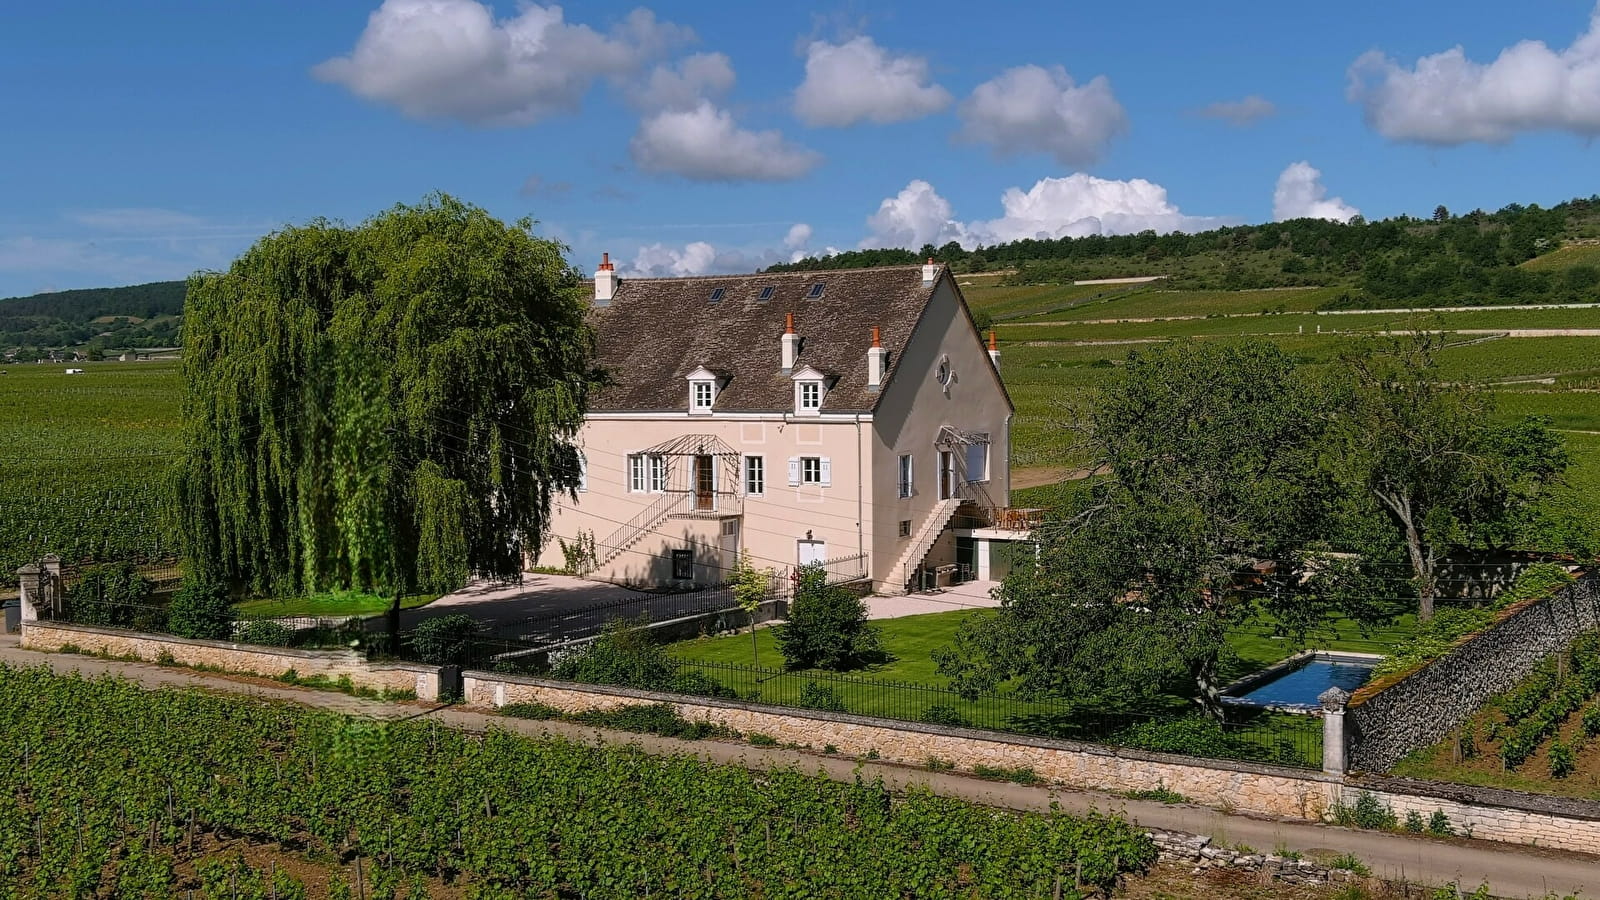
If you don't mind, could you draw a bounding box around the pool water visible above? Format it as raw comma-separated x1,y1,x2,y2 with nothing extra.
1224,658,1376,710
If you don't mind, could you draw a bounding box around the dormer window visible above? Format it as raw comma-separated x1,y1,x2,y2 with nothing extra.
686,365,720,414
790,364,828,416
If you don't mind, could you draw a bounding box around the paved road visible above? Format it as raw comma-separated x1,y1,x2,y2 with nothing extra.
1,635,1594,896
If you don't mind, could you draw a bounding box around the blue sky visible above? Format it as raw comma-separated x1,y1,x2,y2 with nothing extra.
3,0,1599,296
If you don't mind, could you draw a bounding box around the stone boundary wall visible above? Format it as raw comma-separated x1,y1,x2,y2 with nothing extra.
1341,776,1600,853
1346,573,1598,773
21,621,443,701
462,670,1342,822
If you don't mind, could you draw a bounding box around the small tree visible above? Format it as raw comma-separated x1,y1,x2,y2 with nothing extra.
554,616,675,688
775,566,880,671
1332,334,1568,620
166,579,235,640
409,614,479,665
731,556,773,665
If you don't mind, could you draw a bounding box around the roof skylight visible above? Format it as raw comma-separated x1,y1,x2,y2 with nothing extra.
757,286,775,301
807,283,825,299
708,287,725,302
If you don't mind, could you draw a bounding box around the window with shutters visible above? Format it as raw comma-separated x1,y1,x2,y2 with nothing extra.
897,454,913,498
787,456,830,486
801,456,822,485
744,455,764,496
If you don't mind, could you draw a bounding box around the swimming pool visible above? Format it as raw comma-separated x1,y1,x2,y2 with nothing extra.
1221,652,1380,712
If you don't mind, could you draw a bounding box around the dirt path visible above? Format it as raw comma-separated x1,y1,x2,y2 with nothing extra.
1012,465,1102,489
1,635,1595,896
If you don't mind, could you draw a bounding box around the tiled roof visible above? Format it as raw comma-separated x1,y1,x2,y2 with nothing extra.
587,265,941,413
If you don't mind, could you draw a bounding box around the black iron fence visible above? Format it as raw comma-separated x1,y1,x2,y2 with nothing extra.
447,641,1323,769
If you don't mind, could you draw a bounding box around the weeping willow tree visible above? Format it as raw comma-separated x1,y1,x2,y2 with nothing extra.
176,194,596,606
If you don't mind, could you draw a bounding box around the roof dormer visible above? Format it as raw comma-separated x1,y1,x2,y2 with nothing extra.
791,364,829,416
686,365,722,414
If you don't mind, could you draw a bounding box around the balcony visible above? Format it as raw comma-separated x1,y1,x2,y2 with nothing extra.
955,506,1046,532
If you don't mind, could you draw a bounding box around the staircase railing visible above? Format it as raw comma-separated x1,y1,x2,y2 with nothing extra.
590,491,690,571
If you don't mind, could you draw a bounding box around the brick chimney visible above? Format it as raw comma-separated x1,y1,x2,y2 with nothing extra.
921,257,940,285
867,326,888,390
781,312,800,373
594,252,617,306
987,329,1001,372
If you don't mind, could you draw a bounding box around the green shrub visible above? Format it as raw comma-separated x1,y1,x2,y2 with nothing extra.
67,562,151,627
1404,810,1425,833
237,619,294,647
1584,703,1600,738
1427,809,1455,836
1328,853,1370,876
1333,792,1397,830
409,613,479,665
1549,742,1577,778
919,704,971,728
774,567,881,671
747,732,777,747
797,680,847,713
165,580,234,640
570,703,728,740
553,617,675,689
668,668,736,699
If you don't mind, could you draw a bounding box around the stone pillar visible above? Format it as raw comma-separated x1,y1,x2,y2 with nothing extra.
1319,686,1351,776
16,555,62,623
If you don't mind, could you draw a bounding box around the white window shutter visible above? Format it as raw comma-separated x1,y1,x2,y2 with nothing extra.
577,453,588,492
787,457,801,486
819,457,832,487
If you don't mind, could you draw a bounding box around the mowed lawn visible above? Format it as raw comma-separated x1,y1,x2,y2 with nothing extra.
672,608,1418,694
234,590,440,618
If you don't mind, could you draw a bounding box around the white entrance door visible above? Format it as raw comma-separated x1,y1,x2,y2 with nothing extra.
797,539,827,567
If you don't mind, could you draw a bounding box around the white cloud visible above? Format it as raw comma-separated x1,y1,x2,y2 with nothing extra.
1195,94,1276,126
630,101,821,181
956,65,1127,166
861,175,1228,250
793,36,951,127
1272,162,1360,223
784,223,813,251
67,208,210,231
312,1,690,126
630,52,734,111
628,240,720,277
862,180,968,249
1348,5,1600,144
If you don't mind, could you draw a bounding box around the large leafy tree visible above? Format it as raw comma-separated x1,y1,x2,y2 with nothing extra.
936,340,1363,715
176,194,597,605
1330,334,1567,621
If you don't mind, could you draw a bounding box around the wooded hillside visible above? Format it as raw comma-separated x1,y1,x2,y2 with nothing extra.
769,196,1600,308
